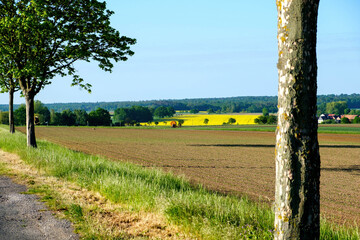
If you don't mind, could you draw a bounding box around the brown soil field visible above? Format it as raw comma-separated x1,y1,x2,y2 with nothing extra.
18,127,360,226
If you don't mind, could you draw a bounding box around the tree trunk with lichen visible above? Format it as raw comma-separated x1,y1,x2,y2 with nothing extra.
25,93,37,148
274,0,321,239
9,88,15,134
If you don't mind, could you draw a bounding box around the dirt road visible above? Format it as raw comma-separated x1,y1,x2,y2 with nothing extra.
0,175,78,240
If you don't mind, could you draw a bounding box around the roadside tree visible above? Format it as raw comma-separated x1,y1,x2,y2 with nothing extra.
0,0,135,147
0,60,19,133
274,0,321,239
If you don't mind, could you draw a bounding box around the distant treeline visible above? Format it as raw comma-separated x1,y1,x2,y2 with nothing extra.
1,96,278,113
1,94,360,113
0,101,176,127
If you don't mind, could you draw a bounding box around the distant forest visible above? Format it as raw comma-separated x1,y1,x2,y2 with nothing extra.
1,94,360,113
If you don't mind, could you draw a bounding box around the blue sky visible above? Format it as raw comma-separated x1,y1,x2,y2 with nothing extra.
1,0,360,104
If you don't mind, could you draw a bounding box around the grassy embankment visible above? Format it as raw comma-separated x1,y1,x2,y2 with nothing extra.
0,125,359,239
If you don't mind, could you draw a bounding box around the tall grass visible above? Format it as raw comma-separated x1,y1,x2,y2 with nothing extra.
0,126,359,239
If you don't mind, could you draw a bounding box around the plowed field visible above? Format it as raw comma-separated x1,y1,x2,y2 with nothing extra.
19,127,360,226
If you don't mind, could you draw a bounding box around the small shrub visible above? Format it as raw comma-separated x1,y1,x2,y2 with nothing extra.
255,115,277,125
228,118,236,124
352,116,360,124
266,115,277,124
341,117,350,124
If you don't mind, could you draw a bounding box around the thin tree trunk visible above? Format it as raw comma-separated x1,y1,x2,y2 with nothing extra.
274,0,321,239
8,88,15,134
25,94,37,148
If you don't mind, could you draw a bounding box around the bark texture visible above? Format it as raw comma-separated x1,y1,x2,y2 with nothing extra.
9,88,15,134
25,94,37,148
274,0,320,239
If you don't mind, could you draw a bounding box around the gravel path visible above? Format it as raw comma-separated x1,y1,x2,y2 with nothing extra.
0,176,79,240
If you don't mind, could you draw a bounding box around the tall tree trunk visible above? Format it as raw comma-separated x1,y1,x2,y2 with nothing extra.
8,88,15,134
25,93,37,148
274,0,321,239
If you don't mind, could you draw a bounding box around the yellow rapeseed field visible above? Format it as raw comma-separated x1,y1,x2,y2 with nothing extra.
156,114,260,126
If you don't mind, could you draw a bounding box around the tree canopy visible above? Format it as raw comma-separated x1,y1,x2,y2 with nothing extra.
113,106,153,125
0,53,19,133
154,106,175,118
325,101,348,115
49,108,89,126
88,108,111,126
0,0,135,147
0,0,136,94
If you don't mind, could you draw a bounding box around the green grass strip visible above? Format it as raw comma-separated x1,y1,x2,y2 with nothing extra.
32,124,360,135
182,124,360,135
0,125,358,239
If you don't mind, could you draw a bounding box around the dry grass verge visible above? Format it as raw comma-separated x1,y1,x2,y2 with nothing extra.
0,150,191,239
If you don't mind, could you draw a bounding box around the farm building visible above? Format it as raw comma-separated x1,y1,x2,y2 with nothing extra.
318,114,359,123
340,115,358,122
318,114,341,123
